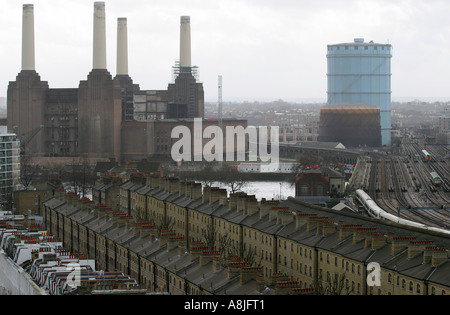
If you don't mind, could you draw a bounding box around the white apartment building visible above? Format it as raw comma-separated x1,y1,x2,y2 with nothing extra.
0,126,20,209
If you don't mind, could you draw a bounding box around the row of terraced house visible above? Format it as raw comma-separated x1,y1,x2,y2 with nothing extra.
42,174,450,295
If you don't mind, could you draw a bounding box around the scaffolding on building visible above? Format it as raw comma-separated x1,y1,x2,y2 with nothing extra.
171,60,200,82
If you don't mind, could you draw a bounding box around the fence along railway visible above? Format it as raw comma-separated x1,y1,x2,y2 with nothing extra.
357,141,450,232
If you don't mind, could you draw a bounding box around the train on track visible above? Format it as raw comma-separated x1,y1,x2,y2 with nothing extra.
430,171,442,187
422,150,431,162
355,189,450,236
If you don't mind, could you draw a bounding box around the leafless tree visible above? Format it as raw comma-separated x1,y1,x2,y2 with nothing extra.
19,154,40,190
215,232,261,267
69,158,96,198
219,168,248,194
202,219,216,250
314,272,354,295
149,213,175,236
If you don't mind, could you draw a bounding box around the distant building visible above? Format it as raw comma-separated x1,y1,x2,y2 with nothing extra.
12,189,54,216
0,97,6,119
7,4,242,163
438,107,450,145
327,38,392,146
261,113,319,142
439,108,450,133
0,126,20,209
295,167,345,198
237,162,294,173
318,104,382,147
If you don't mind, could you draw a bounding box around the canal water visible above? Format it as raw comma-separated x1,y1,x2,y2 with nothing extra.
210,181,296,201
69,181,296,203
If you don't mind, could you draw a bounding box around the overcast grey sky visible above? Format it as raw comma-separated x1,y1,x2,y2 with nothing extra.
1,0,450,102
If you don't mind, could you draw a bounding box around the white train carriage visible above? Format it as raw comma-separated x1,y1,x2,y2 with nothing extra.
355,189,450,236
355,189,384,219
422,150,431,162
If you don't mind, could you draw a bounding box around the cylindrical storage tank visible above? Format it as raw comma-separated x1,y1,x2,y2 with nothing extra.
327,39,392,146
318,104,381,147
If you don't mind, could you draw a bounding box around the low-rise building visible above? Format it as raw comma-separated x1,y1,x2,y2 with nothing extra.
42,176,450,295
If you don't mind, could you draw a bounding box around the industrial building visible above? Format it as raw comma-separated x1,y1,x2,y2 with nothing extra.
7,3,239,162
318,104,382,147
326,38,392,146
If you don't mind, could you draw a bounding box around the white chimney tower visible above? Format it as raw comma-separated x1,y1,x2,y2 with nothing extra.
22,4,35,71
116,17,128,75
93,2,107,70
179,16,191,69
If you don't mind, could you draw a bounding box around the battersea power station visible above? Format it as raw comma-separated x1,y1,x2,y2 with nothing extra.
7,3,246,162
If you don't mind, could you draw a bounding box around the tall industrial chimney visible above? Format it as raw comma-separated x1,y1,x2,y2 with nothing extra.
93,2,107,70
179,16,191,69
22,4,35,71
116,18,128,75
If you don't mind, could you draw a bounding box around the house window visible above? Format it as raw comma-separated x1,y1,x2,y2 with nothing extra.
316,184,324,196
299,185,309,196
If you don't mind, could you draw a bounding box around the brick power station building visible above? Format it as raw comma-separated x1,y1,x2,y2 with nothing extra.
7,3,245,162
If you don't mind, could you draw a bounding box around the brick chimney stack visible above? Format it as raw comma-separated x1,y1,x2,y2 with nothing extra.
391,237,417,254
295,212,317,228
338,224,362,240
408,241,435,259
431,248,448,266
260,199,280,219
244,195,258,215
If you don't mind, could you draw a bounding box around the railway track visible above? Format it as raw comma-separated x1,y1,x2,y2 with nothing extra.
363,143,450,229
400,142,450,229
390,157,409,209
